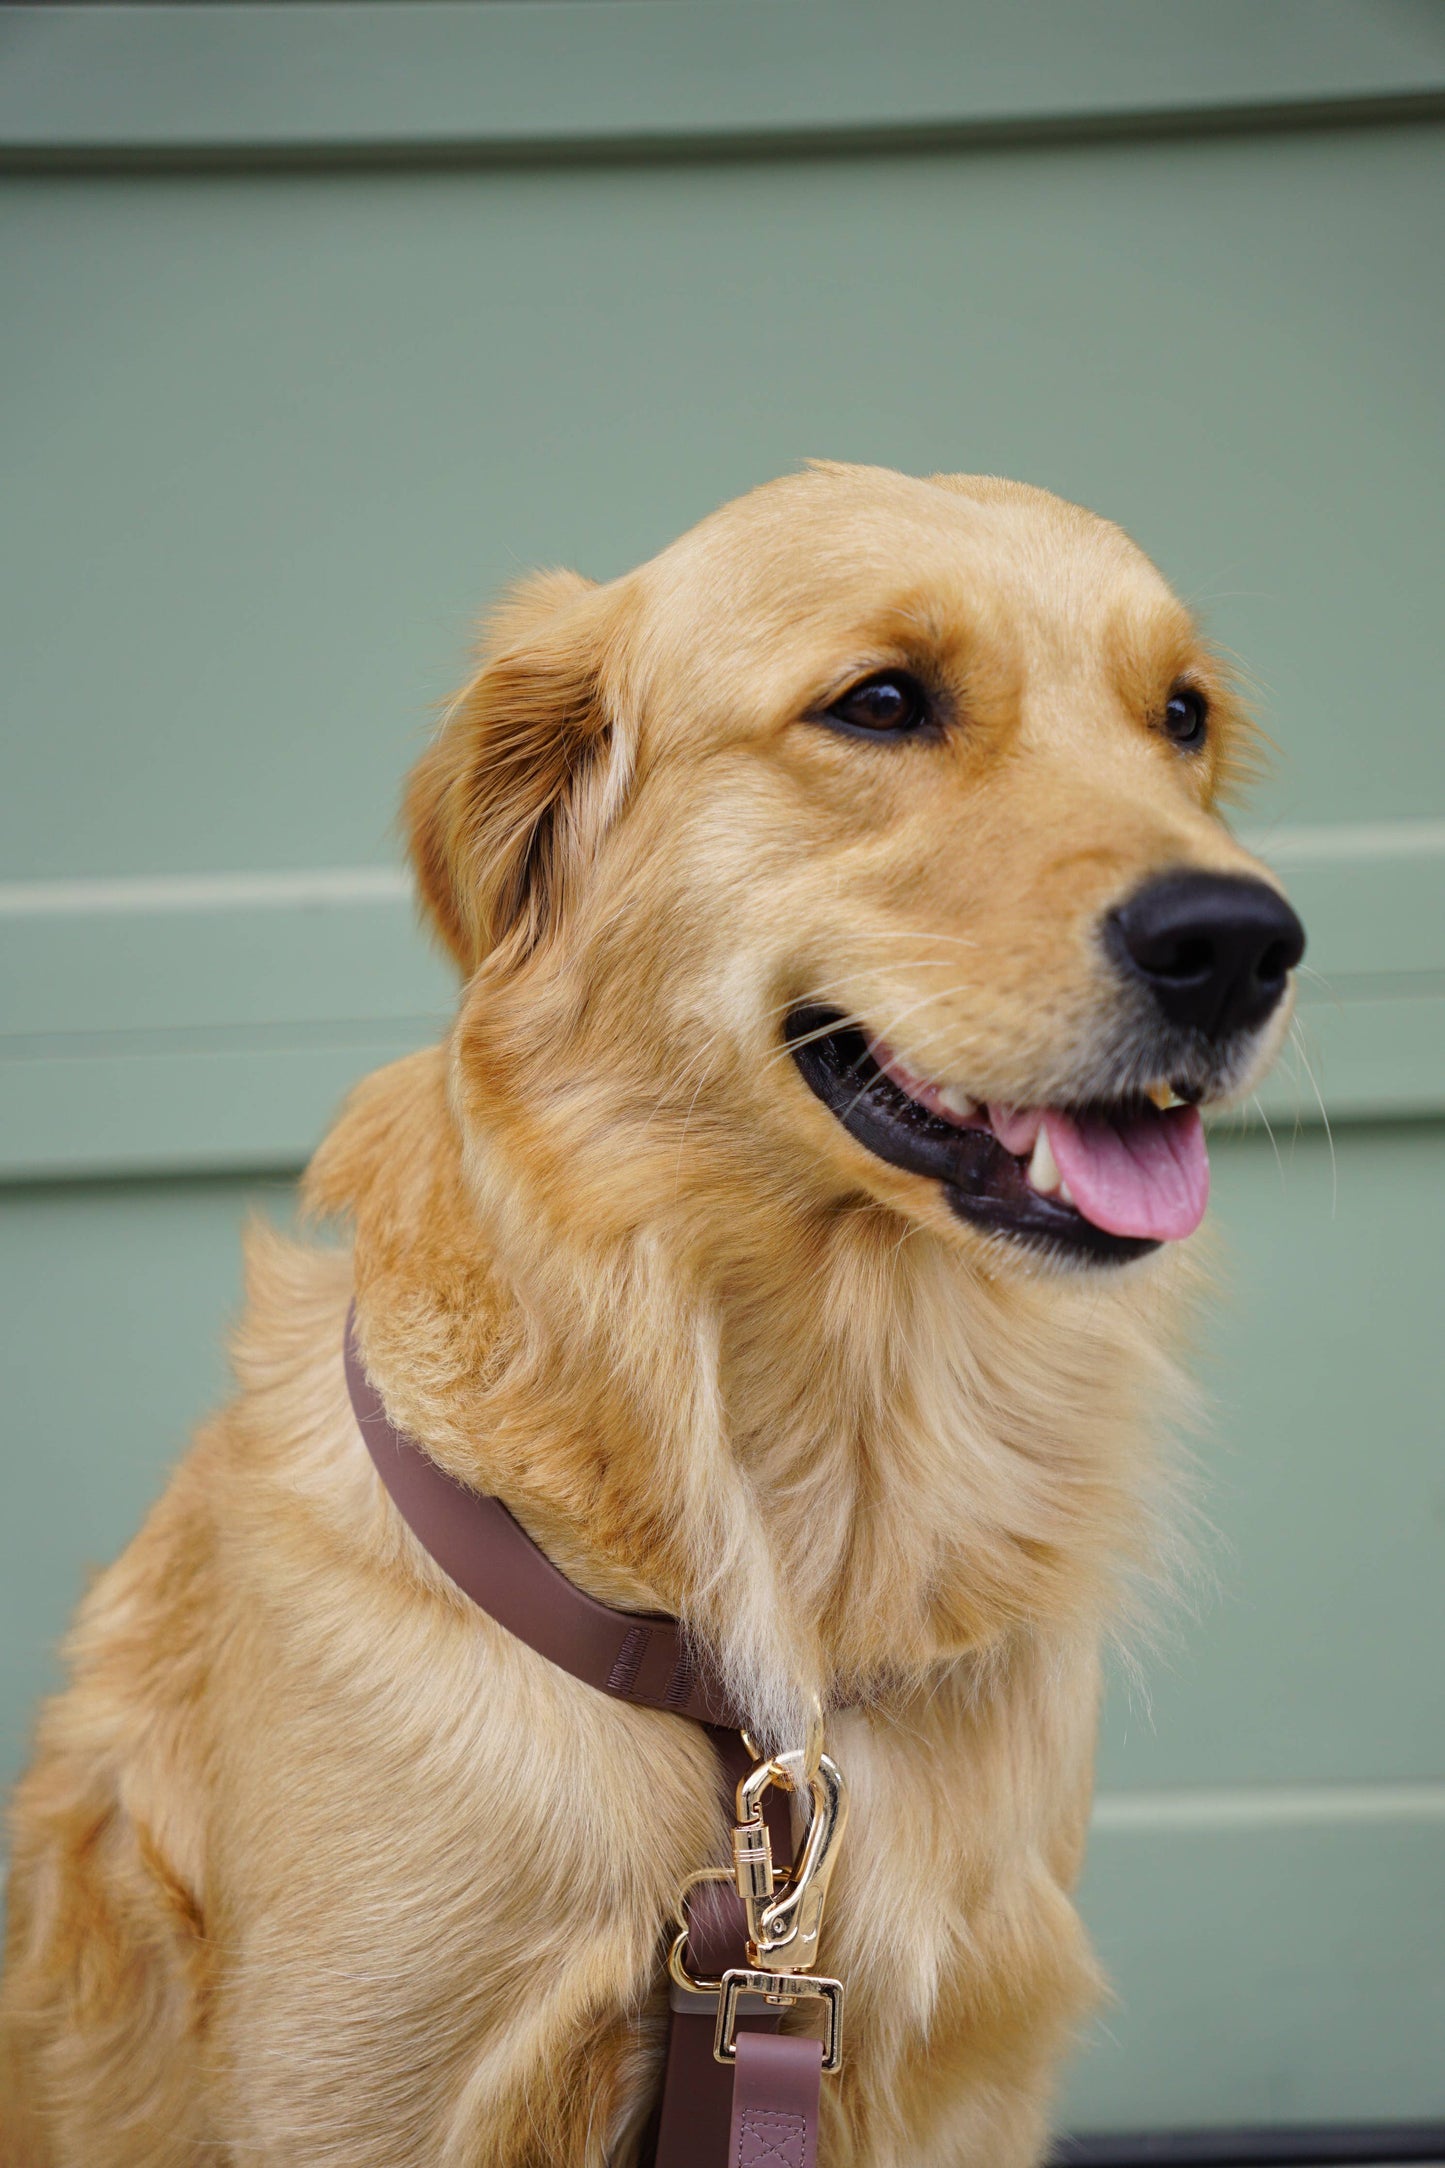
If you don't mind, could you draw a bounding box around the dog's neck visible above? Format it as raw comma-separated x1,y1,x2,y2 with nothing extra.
311,1047,1181,1742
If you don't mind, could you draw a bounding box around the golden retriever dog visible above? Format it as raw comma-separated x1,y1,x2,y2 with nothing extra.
1,463,1303,2166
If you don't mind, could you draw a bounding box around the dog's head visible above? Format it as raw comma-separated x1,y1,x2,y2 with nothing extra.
408,464,1302,1275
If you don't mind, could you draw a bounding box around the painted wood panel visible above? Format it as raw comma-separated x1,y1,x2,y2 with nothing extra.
2,830,1443,1179
4,2,1443,162
5,127,1445,889
1,7,1440,2140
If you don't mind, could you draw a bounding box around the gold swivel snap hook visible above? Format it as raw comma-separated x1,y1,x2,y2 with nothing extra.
672,1693,849,2072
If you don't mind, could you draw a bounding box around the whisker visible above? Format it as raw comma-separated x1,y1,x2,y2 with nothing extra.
856,989,975,1060
830,988,979,1123
760,992,981,1074
886,1012,989,1061
1292,962,1340,1006
1289,1019,1337,1218
1249,1093,1286,1190
867,928,979,951
759,960,972,1025
762,1007,872,1071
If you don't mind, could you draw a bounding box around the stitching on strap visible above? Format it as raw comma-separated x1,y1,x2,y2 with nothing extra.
736,2108,808,2167
663,1645,696,1709
606,1623,649,1697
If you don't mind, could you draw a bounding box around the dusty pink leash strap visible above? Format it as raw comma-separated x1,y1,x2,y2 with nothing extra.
645,1735,825,2168
345,1306,830,2166
344,1304,747,1729
648,2014,824,2168
730,2032,825,2168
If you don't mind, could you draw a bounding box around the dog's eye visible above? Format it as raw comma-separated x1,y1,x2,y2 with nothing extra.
1162,686,1208,751
825,671,931,737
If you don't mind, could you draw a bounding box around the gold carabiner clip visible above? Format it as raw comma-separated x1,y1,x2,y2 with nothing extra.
671,1697,849,2071
731,1745,847,1976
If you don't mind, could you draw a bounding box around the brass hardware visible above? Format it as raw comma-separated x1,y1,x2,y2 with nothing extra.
730,1752,785,1914
731,1813,774,1905
732,1748,847,1977
671,1864,735,1938
713,1967,844,2072
668,1923,722,1998
667,1867,736,1995
670,1699,847,2079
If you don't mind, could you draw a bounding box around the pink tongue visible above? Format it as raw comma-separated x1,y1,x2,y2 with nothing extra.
1043,1104,1210,1242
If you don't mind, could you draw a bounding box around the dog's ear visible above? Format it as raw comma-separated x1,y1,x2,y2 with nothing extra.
405,570,630,972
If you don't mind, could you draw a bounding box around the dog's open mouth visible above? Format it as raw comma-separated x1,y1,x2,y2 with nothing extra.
786,1007,1210,1265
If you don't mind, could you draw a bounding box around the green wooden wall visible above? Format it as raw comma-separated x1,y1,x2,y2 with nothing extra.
2,5,1442,2138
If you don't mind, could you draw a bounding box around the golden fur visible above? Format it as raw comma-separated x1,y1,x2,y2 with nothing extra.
1,465,1292,2164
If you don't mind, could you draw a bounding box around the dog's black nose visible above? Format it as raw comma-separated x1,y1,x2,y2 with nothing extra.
1108,871,1305,1041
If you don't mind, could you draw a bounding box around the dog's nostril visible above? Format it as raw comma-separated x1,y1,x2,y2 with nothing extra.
1159,934,1215,982
1258,938,1293,985
1108,870,1305,1043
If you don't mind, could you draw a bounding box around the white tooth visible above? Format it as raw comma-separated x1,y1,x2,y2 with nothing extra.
1058,1177,1076,1207
1028,1127,1062,1196
1147,1080,1184,1111
935,1084,977,1121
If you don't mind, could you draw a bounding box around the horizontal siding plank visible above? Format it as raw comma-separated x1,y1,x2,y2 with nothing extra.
1254,819,1445,981
1063,1808,1445,2130
3,988,1441,1181
6,825,1437,1042
2,876,449,1040
1091,1783,1445,1834
1,827,1440,1176
2,2,1444,165
0,1034,437,1183
1259,989,1445,1126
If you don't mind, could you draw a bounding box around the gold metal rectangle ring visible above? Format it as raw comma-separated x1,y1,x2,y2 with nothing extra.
712,1967,844,2073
